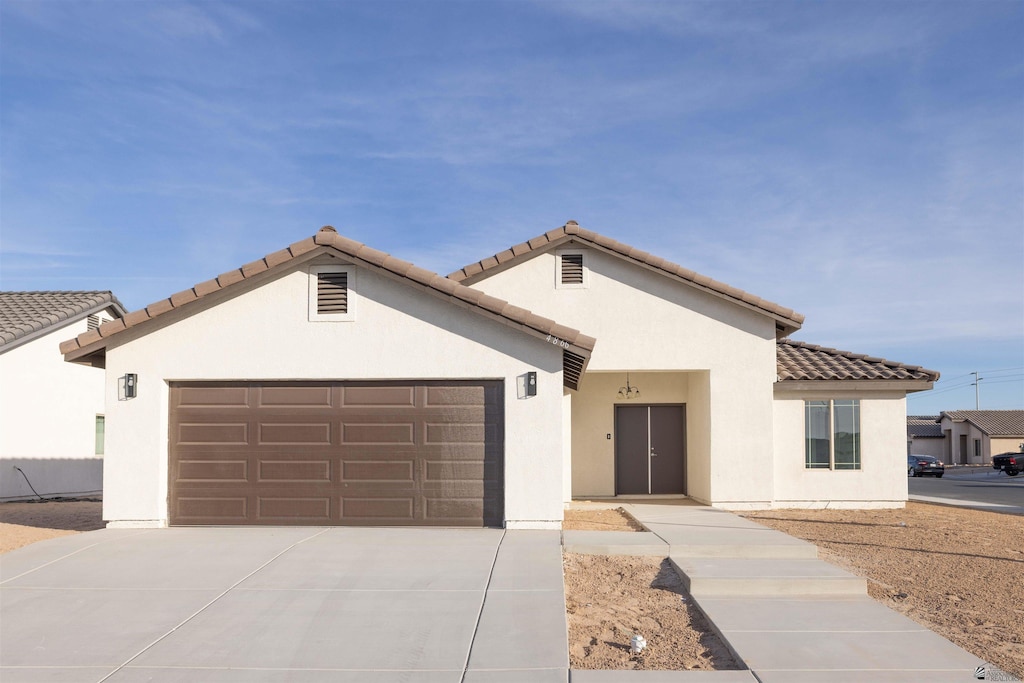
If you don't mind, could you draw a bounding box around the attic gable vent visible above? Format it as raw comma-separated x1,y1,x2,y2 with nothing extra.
87,315,100,331
317,271,348,314
561,254,584,284
309,265,355,322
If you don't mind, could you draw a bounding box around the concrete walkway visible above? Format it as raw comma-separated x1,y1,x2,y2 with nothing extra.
581,501,985,682
1,527,568,683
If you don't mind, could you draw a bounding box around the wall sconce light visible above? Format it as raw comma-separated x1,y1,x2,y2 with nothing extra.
526,371,537,397
119,373,138,401
617,373,640,400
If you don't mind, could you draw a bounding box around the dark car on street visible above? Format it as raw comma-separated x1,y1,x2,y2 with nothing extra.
908,454,945,477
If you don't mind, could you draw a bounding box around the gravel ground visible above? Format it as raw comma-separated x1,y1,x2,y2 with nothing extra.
745,502,1024,680
563,507,644,532
563,553,740,671
0,499,104,554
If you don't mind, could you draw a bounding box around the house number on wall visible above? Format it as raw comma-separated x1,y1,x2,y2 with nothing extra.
546,334,570,349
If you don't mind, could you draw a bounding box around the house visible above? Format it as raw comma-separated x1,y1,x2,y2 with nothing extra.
1,291,126,500
937,410,1024,465
59,223,938,528
907,415,945,459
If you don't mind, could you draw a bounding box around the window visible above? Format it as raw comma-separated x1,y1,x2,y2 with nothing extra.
95,415,105,456
556,251,587,288
805,399,860,470
309,265,355,321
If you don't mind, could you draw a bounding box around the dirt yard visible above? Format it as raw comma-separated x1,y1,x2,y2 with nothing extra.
0,499,104,554
746,503,1024,680
563,553,740,671
563,506,644,532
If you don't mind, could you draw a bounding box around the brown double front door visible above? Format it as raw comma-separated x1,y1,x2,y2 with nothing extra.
615,404,686,495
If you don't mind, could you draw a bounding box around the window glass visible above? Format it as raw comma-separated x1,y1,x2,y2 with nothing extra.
95,415,105,456
805,401,831,468
833,400,860,469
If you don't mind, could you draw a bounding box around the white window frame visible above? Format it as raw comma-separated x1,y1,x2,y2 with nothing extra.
804,399,861,471
308,265,356,322
555,250,588,290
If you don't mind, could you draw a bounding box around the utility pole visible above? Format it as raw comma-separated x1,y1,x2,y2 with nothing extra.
972,371,983,410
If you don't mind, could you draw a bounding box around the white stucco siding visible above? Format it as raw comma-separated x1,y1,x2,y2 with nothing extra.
0,311,116,499
101,259,565,527
469,247,778,505
772,389,908,508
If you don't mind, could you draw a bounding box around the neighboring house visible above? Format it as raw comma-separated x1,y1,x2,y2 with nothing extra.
60,223,937,528
907,415,945,459
1,291,126,500
937,410,1024,465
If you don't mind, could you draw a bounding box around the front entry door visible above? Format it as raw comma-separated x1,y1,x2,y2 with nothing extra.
615,405,686,495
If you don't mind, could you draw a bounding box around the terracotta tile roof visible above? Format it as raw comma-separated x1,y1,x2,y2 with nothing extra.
1,291,125,352
448,221,805,335
907,415,944,438
60,227,597,364
776,339,940,382
939,410,1024,436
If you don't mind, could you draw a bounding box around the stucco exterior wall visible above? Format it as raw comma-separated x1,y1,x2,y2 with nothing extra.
939,419,999,465
0,311,115,499
101,258,565,528
468,246,777,505
991,437,1024,457
772,388,908,508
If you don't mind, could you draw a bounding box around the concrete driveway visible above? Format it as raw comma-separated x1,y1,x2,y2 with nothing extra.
0,527,568,683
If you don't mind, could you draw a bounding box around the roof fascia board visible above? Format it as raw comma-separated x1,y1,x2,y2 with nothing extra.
3,300,126,356
65,244,594,365
64,250,328,364
775,379,936,393
574,239,802,335
458,233,802,336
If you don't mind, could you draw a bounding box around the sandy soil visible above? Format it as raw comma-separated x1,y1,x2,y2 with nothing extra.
0,499,104,554
564,553,740,670
746,502,1024,680
562,507,644,532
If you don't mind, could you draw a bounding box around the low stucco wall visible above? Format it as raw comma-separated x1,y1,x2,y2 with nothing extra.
101,258,565,528
772,389,909,508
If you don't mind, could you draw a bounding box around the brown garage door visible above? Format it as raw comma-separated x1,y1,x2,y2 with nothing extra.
168,381,503,527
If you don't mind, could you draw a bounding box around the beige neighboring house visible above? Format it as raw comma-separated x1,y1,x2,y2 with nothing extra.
937,410,1024,465
0,291,126,500
907,415,946,459
59,223,938,529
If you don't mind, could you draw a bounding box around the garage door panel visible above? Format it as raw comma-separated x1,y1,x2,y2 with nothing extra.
341,422,415,445
257,385,334,408
177,422,250,445
258,422,333,445
342,385,416,407
177,460,249,483
341,460,415,482
169,381,503,527
258,460,331,483
175,496,248,523
258,497,332,522
175,385,250,408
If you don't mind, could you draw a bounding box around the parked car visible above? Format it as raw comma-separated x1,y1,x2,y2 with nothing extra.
992,452,1022,476
908,454,945,477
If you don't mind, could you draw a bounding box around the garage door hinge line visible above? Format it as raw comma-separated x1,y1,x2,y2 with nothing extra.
95,528,331,683
459,528,505,683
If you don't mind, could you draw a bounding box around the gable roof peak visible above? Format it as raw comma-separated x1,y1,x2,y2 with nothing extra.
59,227,597,372
448,221,804,335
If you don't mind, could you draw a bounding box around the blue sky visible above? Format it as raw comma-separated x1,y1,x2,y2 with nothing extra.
1,0,1021,413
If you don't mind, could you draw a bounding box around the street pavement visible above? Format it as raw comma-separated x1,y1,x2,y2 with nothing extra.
910,467,1024,514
